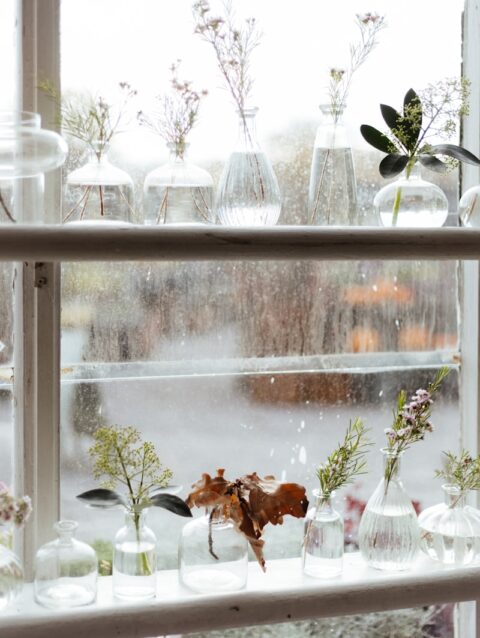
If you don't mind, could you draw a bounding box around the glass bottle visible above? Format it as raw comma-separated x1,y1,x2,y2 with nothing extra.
64,140,134,224
34,520,97,609
418,484,480,565
143,142,214,225
358,449,420,570
0,525,23,611
216,107,282,226
113,509,157,600
302,489,343,578
0,111,67,223
179,506,248,594
374,164,448,228
308,104,357,225
459,184,480,226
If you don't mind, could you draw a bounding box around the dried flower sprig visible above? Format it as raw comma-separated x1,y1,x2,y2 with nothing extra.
435,450,480,494
0,483,32,529
316,418,370,502
138,61,208,160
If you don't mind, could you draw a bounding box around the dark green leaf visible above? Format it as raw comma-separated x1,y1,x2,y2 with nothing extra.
418,155,448,173
379,154,409,178
360,124,395,153
76,488,125,508
380,104,402,133
403,88,422,148
150,485,183,496
150,493,192,517
429,144,480,165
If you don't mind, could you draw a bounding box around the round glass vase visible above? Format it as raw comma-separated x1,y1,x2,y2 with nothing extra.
307,104,357,225
216,107,282,226
143,143,214,225
418,484,480,565
113,509,157,600
459,184,480,227
34,520,97,609
178,507,248,594
374,163,448,228
302,489,344,578
64,141,135,224
0,110,67,223
358,449,420,570
0,525,23,611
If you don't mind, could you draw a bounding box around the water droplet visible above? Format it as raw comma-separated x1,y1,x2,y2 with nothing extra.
299,446,307,465
270,448,275,457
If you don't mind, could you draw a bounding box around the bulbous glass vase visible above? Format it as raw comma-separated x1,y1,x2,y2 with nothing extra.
216,107,282,226
308,104,357,225
143,143,214,224
0,525,23,611
374,164,448,228
179,507,248,594
302,489,343,578
359,449,420,570
113,509,157,600
419,484,480,565
34,520,97,608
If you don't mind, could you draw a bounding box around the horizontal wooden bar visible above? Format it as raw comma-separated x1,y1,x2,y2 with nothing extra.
1,225,480,261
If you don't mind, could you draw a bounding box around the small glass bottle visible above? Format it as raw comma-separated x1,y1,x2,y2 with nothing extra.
302,489,343,578
143,142,214,225
0,525,23,610
358,449,420,570
179,507,248,594
113,509,157,600
216,107,282,226
419,484,480,565
34,520,97,609
308,104,357,225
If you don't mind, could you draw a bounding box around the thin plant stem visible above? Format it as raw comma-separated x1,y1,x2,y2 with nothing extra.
98,185,104,216
0,190,15,223
391,159,415,227
156,188,169,224
63,185,92,222
208,508,219,560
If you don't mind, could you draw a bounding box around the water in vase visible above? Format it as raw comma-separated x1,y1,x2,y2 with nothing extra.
113,540,156,599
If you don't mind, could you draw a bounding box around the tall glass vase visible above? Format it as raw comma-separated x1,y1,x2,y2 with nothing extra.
308,104,357,225
216,107,282,226
302,490,343,578
358,449,420,570
0,525,23,610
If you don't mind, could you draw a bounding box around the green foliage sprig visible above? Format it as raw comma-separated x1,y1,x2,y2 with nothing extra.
435,450,480,493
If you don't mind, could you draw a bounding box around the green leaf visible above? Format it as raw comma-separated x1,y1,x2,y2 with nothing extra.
403,88,422,149
429,144,480,166
380,104,402,133
418,155,448,173
150,493,192,517
76,488,125,508
379,154,409,178
360,124,395,153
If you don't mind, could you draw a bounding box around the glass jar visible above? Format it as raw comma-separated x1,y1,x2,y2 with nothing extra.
0,525,23,611
374,164,448,227
216,107,282,226
179,507,248,594
302,489,343,578
0,111,67,223
143,143,214,224
308,104,357,225
358,449,420,570
113,509,157,600
459,184,480,227
64,140,134,224
34,520,97,609
419,484,480,565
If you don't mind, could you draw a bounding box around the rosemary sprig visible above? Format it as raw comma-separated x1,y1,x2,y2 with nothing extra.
435,450,480,493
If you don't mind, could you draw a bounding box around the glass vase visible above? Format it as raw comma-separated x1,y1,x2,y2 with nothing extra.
419,484,480,565
143,143,214,224
358,449,420,570
216,107,282,226
113,509,157,600
459,184,480,227
0,525,23,611
302,489,343,578
64,141,135,224
34,520,97,608
308,104,357,225
179,507,248,593
374,164,448,228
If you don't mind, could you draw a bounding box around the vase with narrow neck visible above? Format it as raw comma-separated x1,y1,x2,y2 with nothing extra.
0,524,23,610
143,142,214,224
216,107,282,226
374,163,448,228
419,484,480,565
308,104,357,226
358,449,420,570
302,489,343,578
34,520,97,608
64,140,135,224
178,506,248,593
113,509,157,600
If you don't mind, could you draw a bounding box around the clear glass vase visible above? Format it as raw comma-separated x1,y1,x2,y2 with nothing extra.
113,509,156,600
0,525,23,611
308,104,357,225
358,449,420,570
302,489,343,578
216,107,282,226
419,484,480,565
143,143,214,225
64,141,135,224
34,520,97,608
179,506,248,593
374,164,448,227
459,184,480,227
